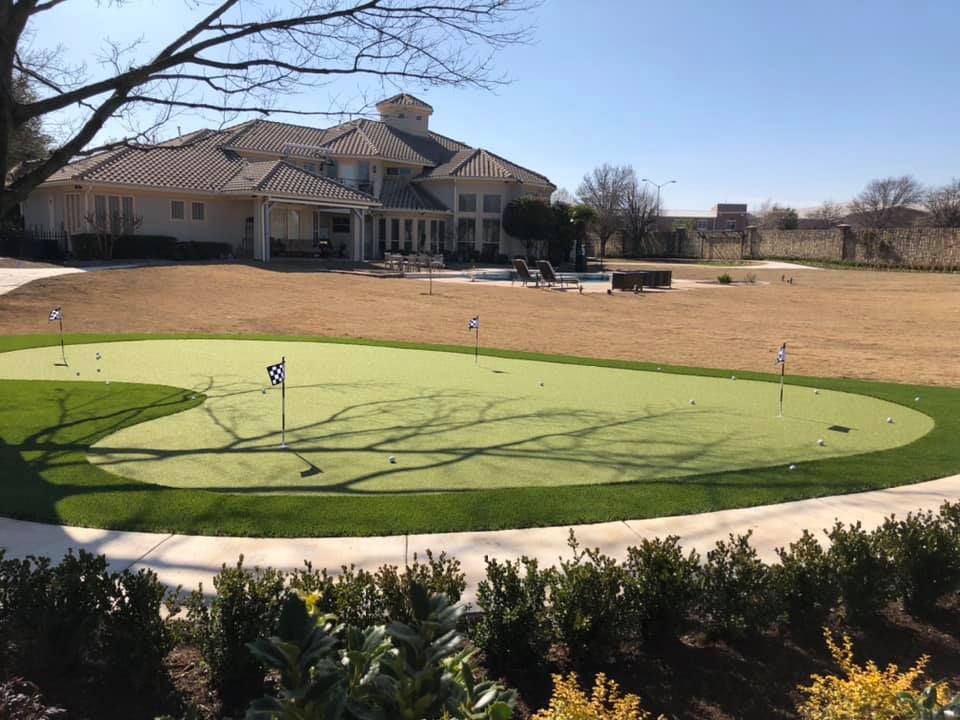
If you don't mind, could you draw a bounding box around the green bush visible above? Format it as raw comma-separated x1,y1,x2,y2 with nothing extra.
183,555,288,712
172,240,233,260
698,531,776,639
376,550,466,624
0,550,172,692
717,273,733,284
771,530,839,630
877,511,960,613
70,233,178,260
246,583,517,720
622,536,700,643
826,521,895,621
548,531,624,661
473,555,551,669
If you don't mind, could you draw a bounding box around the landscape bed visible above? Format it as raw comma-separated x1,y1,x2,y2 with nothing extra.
0,333,957,537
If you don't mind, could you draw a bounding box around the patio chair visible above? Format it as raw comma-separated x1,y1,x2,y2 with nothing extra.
512,258,541,287
536,260,580,290
430,254,446,269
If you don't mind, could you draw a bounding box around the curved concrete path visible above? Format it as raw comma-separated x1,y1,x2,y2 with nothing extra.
2,474,958,601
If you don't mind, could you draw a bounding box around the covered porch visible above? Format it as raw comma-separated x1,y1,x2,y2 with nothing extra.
369,212,451,260
252,197,374,263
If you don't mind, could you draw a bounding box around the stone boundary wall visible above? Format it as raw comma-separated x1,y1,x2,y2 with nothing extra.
751,226,960,269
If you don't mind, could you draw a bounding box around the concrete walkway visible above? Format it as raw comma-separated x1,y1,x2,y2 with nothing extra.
2,474,958,601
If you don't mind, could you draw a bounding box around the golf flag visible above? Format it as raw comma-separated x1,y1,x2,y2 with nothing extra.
776,342,787,417
48,306,67,365
468,316,480,364
777,344,787,364
266,358,287,447
266,360,286,386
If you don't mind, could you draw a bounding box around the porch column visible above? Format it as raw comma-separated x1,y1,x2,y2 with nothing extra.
253,198,264,261
353,209,363,261
372,213,379,258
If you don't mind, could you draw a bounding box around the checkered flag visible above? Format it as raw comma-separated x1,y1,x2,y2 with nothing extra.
468,316,479,330
48,307,62,321
266,360,285,386
777,343,787,364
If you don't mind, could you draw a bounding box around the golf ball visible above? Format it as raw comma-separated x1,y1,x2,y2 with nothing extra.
814,389,820,395
657,367,662,371
731,375,736,381
689,399,696,406
539,381,544,387
75,371,80,377
887,417,894,424
105,380,110,385
96,368,101,373
817,439,825,446
789,464,797,471
189,395,196,400
261,388,267,394
915,396,921,402
388,455,397,464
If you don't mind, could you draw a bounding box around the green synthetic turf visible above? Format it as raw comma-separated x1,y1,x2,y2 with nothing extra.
0,333,956,537
0,340,930,495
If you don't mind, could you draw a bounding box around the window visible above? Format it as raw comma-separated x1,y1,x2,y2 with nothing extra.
377,218,387,255
397,113,406,119
418,220,427,250
122,196,134,220
482,219,500,257
726,220,737,230
288,209,300,240
191,201,206,222
429,220,438,253
415,115,422,121
332,216,350,234
65,193,83,233
457,217,475,252
171,200,185,220
482,194,501,214
696,219,709,231
304,162,316,174
390,218,400,251
438,221,446,253
403,219,413,252
458,193,477,212
386,167,412,176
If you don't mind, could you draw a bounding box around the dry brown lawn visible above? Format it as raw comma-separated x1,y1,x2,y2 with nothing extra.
1,261,958,386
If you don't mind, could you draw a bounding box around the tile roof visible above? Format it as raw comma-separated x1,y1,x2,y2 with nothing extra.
419,148,552,185
224,161,377,203
378,178,449,212
376,93,433,111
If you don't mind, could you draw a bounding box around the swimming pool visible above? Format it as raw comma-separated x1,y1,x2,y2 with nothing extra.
465,270,610,283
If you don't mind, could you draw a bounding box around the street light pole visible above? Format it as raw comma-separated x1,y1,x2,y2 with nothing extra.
641,178,677,228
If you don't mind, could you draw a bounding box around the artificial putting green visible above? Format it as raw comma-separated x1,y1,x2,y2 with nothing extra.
0,339,931,495
0,333,957,537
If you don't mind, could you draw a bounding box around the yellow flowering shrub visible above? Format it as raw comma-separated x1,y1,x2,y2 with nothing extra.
532,672,663,720
797,629,950,720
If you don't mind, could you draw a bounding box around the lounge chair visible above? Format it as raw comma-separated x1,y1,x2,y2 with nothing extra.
513,258,541,287
430,254,445,269
537,260,580,290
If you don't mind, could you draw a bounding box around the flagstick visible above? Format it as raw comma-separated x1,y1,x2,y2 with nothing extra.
475,321,479,366
280,355,287,448
778,359,785,418
58,315,67,366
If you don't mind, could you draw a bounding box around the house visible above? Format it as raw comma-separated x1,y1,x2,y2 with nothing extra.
655,203,749,232
19,93,555,262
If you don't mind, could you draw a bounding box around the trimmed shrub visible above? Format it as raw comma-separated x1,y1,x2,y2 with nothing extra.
771,529,839,630
473,555,551,669
698,531,776,639
183,555,288,712
70,233,178,260
548,531,625,661
797,629,938,720
826,521,895,621
877,511,960,613
376,550,466,624
532,672,656,720
717,273,733,284
622,536,700,643
172,240,233,260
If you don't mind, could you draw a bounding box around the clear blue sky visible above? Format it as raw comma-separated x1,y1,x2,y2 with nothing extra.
28,0,960,211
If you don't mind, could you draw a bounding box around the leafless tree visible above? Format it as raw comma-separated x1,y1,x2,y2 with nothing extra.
621,177,656,255
806,200,846,228
1,0,538,218
752,199,798,230
924,179,960,228
848,175,924,229
83,209,143,260
576,163,633,268
550,187,576,206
